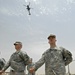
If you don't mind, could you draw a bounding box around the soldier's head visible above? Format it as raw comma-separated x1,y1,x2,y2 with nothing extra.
14,41,22,50
48,34,57,45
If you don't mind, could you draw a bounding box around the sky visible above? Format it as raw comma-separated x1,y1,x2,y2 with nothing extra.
0,0,75,74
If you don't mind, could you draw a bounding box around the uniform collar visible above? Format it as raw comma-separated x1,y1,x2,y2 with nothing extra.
50,46,60,51
50,46,57,49
15,50,21,53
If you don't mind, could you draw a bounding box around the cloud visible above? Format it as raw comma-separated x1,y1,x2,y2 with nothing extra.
66,0,75,4
0,7,25,16
0,7,11,16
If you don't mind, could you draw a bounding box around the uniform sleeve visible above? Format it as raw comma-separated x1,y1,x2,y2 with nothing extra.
62,47,73,66
1,58,6,65
34,53,45,71
2,54,14,71
2,60,10,71
20,51,30,65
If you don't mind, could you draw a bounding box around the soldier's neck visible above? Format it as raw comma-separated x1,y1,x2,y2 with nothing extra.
16,49,21,52
50,44,56,48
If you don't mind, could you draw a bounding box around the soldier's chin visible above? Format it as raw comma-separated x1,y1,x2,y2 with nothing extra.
48,42,54,44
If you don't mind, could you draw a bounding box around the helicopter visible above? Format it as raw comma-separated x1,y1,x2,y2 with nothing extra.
23,2,32,15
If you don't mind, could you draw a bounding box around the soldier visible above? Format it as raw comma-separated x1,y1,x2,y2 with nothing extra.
0,41,30,75
27,58,35,75
0,58,6,70
29,34,73,75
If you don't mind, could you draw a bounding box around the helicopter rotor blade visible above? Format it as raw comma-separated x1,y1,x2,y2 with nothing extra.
29,2,30,6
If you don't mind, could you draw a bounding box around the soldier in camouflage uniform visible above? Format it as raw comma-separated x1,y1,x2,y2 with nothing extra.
0,41,30,75
30,34,73,75
0,58,6,70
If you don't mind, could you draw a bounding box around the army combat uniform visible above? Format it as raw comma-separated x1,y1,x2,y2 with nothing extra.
34,47,72,75
2,50,30,75
0,58,6,70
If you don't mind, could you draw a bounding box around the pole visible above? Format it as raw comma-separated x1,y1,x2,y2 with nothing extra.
68,65,71,75
68,60,75,75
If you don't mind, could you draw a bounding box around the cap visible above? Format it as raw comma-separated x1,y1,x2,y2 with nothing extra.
47,34,56,39
14,41,22,45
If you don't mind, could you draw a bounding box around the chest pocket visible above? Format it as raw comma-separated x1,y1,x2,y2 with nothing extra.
10,53,23,62
45,49,63,63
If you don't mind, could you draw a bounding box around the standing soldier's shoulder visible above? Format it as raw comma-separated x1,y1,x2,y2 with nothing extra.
59,46,65,50
43,49,50,55
59,47,73,66
59,46,72,56
20,51,27,55
19,51,30,59
59,46,67,52
11,52,15,57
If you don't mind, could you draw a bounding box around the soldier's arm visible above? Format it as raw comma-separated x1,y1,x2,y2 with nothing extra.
27,64,30,71
2,55,12,71
2,60,10,71
62,47,73,66
0,61,10,74
34,53,45,71
20,51,30,65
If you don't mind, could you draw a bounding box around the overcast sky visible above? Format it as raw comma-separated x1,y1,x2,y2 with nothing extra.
0,0,75,74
